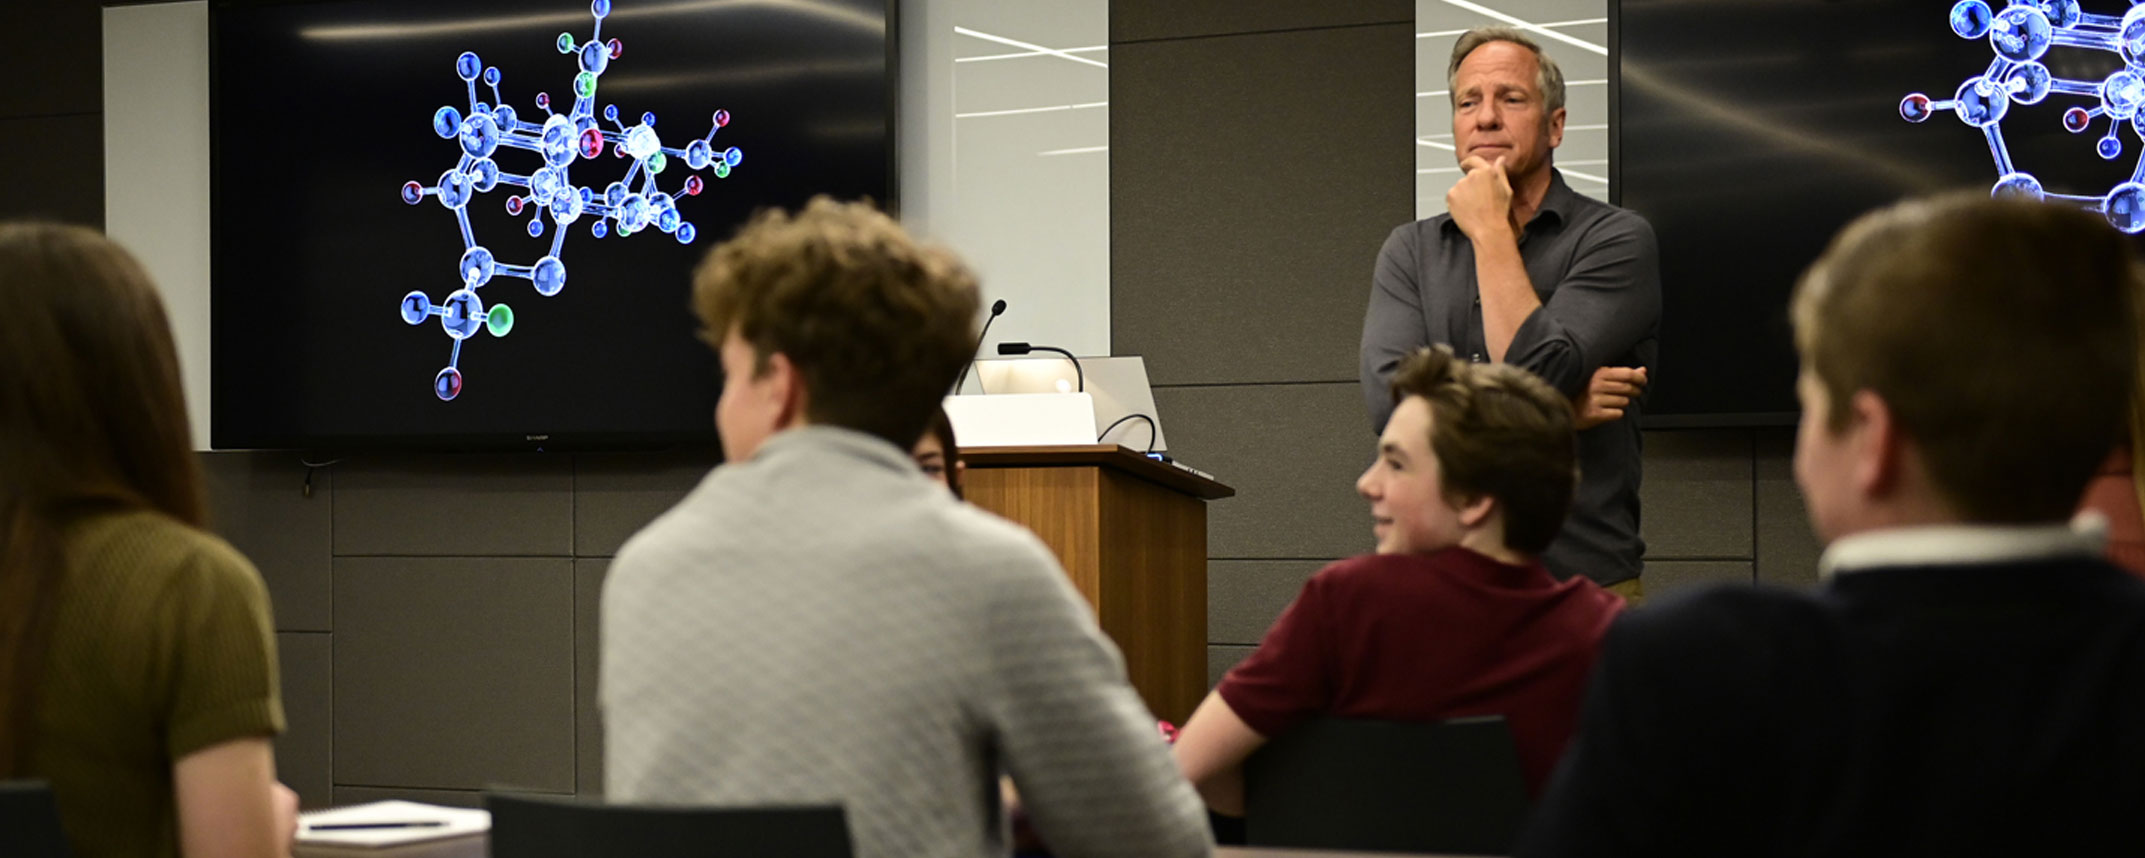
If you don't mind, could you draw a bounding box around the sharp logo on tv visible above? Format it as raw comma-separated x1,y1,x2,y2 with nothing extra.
210,0,890,449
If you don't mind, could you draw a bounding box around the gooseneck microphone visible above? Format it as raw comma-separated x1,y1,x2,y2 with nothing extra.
997,342,1084,393
955,299,1008,394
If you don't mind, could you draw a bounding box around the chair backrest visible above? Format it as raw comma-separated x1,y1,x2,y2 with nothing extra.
0,780,72,858
1243,715,1530,855
486,792,852,858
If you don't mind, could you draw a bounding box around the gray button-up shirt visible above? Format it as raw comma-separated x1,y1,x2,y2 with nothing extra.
1360,169,1661,586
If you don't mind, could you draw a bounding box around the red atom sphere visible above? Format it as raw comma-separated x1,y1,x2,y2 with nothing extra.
607,38,623,60
579,127,604,159
714,109,730,128
506,196,525,215
2065,107,2091,133
401,181,422,203
684,175,704,196
535,92,550,109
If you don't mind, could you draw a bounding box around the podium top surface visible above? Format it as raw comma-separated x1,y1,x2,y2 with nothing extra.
961,445,1235,500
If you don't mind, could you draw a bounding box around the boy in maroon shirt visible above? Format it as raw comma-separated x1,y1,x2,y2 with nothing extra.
1172,345,1624,813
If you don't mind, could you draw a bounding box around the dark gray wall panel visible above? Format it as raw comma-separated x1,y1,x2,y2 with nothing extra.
1754,430,1823,590
334,455,573,556
1640,430,1754,560
1207,644,1256,689
0,114,103,228
573,451,719,557
204,452,333,631
333,557,575,792
1112,25,1412,386
1112,0,1408,43
1155,383,1376,560
573,559,608,797
276,632,332,809
330,786,486,809
1209,559,1326,645
1644,560,1754,600
0,1,101,118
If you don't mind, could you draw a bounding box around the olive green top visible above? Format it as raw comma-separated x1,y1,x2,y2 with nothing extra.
26,508,283,858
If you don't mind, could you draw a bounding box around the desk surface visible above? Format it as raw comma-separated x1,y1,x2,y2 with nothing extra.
295,834,1484,858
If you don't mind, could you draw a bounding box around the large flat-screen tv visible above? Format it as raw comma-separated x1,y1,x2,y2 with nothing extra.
210,0,892,450
1615,0,2139,424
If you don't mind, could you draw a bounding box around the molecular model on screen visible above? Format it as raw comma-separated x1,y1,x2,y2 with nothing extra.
398,0,742,401
1899,1,2145,231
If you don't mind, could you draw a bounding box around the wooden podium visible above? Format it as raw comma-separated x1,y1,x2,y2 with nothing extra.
961,445,1234,724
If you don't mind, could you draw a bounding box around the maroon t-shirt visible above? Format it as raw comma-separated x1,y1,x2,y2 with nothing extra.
1216,548,1623,795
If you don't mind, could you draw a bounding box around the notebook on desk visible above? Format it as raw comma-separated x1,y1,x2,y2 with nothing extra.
297,800,489,848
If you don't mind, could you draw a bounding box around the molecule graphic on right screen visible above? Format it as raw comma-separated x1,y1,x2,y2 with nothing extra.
1900,0,2145,233
399,0,743,401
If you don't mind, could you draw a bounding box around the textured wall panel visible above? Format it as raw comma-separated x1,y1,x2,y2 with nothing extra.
1154,383,1377,560
334,455,573,556
330,786,487,809
1112,25,1412,386
1208,559,1327,645
275,632,332,808
1754,429,1823,590
333,557,575,792
574,559,609,796
1207,644,1257,689
204,452,333,631
1644,560,1753,601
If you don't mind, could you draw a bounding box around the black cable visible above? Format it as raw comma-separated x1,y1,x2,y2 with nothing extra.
1099,413,1158,453
299,455,344,499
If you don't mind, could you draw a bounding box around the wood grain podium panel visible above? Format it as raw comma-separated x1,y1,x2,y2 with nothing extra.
962,445,1229,723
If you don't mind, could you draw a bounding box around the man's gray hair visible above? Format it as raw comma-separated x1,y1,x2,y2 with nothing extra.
1447,28,1566,114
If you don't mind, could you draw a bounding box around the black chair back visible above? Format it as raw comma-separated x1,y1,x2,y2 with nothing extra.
486,792,852,858
1243,715,1530,855
0,780,72,858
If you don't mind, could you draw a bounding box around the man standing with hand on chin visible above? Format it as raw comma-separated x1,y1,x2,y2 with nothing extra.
1361,28,1660,599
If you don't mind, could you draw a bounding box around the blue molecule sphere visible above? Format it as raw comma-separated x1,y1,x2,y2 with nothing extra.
456,52,482,82
437,169,473,209
432,106,462,139
1900,93,1933,123
1991,172,2044,201
493,104,518,130
592,0,611,17
1990,4,2052,63
677,222,697,244
684,139,713,169
435,367,464,401
574,115,599,138
533,256,567,296
2109,183,2145,233
2007,62,2052,105
603,103,620,123
2126,5,2145,65
458,245,497,286
641,111,656,127
724,146,742,167
400,291,432,324
440,289,485,340
592,220,609,239
541,116,577,168
2102,135,2126,160
483,66,501,87
1951,0,1993,38
554,186,585,223
604,181,628,207
580,40,610,76
1954,76,2009,128
459,112,502,159
528,217,546,238
2108,70,2145,119
2045,0,2080,29
469,158,501,193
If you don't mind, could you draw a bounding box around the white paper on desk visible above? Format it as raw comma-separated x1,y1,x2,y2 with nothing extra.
297,800,490,847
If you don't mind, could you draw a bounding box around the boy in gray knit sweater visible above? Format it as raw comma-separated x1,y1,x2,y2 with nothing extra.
601,198,1212,858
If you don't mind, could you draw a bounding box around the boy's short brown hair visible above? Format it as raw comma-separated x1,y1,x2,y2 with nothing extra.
693,197,981,449
1792,193,2140,522
1391,346,1578,555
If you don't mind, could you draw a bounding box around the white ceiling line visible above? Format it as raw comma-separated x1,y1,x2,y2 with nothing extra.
1039,145,1109,156
958,46,1107,63
1419,78,1606,98
956,101,1107,119
1430,0,1608,55
954,27,1107,69
1417,17,1605,38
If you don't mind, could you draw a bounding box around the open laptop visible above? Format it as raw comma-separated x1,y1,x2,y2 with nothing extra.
953,355,1168,453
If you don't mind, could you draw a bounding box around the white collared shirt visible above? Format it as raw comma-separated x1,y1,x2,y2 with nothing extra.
1818,516,2109,580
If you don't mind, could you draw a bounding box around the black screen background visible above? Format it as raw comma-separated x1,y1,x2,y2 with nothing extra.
209,0,891,449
